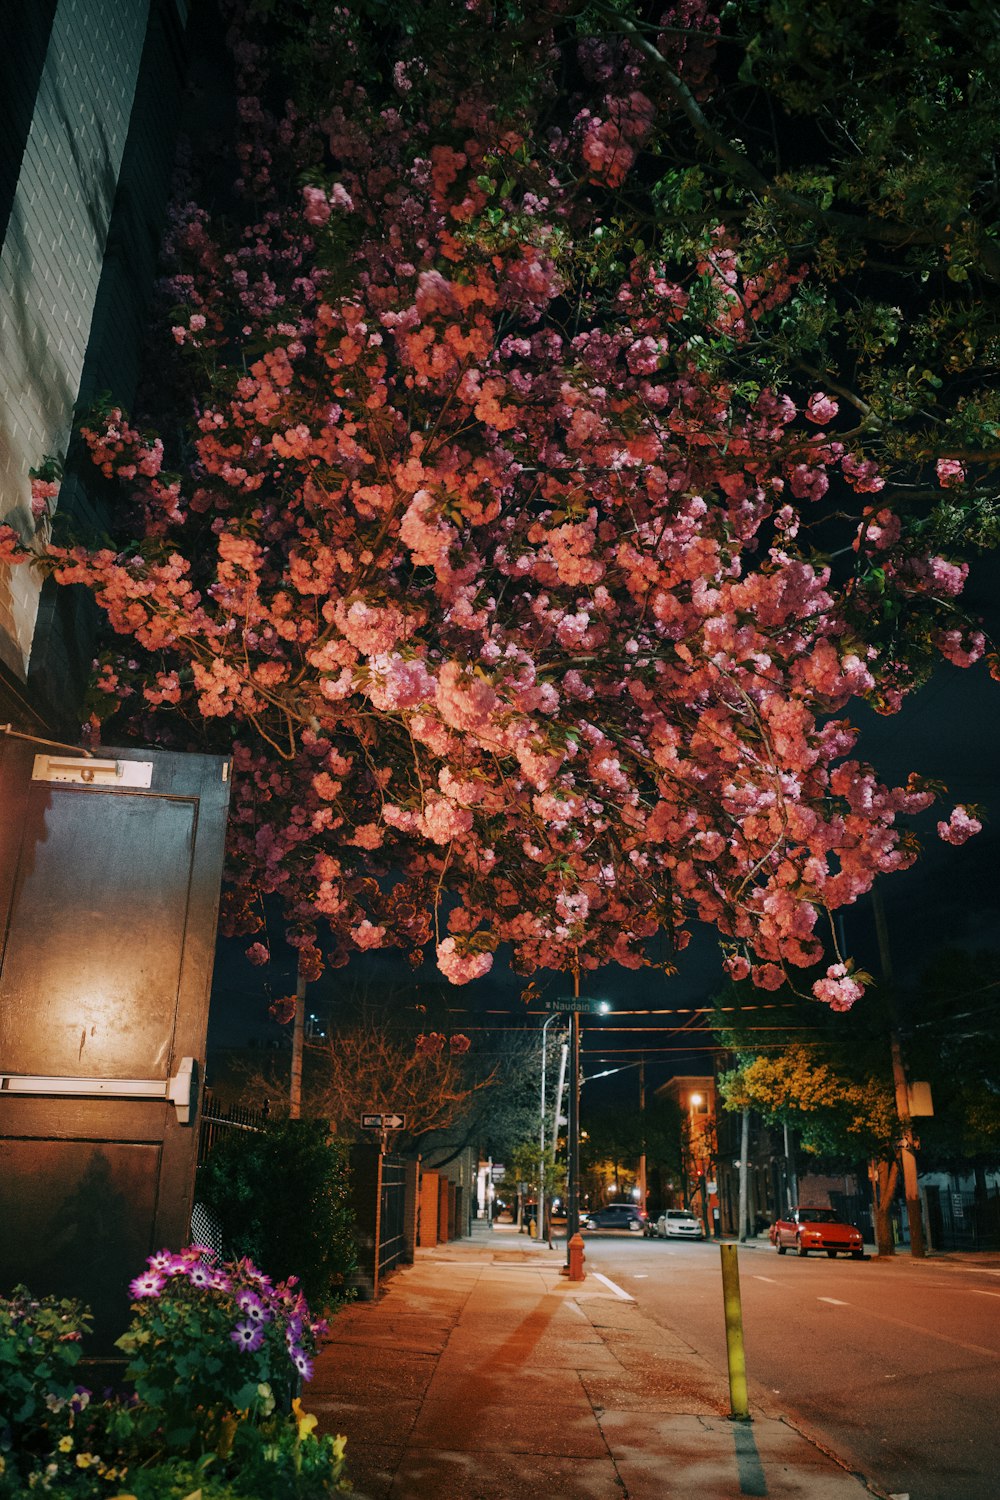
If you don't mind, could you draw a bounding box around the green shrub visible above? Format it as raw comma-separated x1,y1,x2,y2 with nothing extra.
197,1120,357,1309
0,1287,92,1468
0,1252,349,1499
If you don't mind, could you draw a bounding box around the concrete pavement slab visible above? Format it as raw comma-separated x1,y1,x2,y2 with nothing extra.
579,1364,730,1415
386,1450,623,1500
311,1349,436,1401
409,1397,611,1457
422,1366,595,1409
309,1395,422,1448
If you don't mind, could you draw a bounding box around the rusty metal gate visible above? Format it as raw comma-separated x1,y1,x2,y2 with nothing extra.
377,1154,409,1282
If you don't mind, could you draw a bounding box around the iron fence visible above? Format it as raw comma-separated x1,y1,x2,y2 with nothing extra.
198,1088,270,1164
377,1154,409,1281
925,1186,1000,1251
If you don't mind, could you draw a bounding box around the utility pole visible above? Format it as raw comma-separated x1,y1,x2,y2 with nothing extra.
289,960,306,1119
783,1121,797,1210
738,1107,750,1240
637,1059,647,1216
566,965,582,1253
872,884,926,1258
539,1012,564,1248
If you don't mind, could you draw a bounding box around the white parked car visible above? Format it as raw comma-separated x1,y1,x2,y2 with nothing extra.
655,1209,704,1240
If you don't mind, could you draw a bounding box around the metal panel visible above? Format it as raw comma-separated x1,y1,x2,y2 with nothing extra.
0,1138,159,1339
0,737,230,1349
0,788,196,1076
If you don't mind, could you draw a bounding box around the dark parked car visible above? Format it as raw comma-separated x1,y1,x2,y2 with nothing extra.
582,1203,647,1232
770,1206,864,1258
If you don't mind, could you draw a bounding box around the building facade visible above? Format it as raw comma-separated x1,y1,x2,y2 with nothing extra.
0,0,189,736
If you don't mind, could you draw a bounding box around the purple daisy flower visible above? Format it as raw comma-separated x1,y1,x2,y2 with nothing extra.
231,1320,265,1353
236,1289,270,1323
129,1269,165,1300
187,1263,212,1287
290,1346,314,1380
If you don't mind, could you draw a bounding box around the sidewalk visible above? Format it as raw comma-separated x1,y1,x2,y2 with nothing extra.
308,1223,880,1499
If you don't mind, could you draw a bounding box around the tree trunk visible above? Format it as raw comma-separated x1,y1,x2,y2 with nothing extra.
869,1157,899,1256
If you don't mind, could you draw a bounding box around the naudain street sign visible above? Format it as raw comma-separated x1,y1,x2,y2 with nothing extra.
541,996,611,1014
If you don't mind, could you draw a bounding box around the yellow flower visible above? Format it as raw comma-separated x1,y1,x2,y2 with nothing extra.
75,1452,95,1468
291,1396,318,1441
332,1434,348,1461
58,1437,73,1453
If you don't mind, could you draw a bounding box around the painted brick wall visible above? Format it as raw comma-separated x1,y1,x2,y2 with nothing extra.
0,0,150,681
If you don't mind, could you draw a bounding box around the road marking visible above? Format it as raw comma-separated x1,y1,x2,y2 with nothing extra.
592,1271,633,1301
969,1289,1000,1298
633,1273,649,1278
753,1276,778,1284
818,1297,849,1306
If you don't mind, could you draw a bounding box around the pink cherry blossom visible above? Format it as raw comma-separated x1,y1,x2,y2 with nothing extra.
937,805,982,845
935,457,966,488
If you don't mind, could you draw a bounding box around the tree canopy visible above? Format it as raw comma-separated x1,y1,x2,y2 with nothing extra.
3,0,994,1003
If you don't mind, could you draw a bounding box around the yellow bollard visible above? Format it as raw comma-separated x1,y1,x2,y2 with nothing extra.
719,1244,751,1422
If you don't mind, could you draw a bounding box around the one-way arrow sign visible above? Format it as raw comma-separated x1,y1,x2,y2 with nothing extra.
360,1112,407,1130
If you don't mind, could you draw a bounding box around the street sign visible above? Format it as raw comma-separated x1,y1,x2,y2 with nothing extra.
542,996,610,1013
360,1112,406,1130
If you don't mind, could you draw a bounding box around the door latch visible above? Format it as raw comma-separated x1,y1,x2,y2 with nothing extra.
0,1056,197,1123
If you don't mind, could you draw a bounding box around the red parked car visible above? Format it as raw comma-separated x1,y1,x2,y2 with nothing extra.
769,1206,865,1259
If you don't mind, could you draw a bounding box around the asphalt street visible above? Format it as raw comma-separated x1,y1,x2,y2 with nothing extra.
577,1232,1000,1500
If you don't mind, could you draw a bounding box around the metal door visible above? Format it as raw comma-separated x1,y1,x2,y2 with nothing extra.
0,738,230,1348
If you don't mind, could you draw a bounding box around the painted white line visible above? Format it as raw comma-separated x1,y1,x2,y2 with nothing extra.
633,1274,649,1279
592,1271,634,1301
753,1275,778,1284
969,1289,1000,1298
818,1297,849,1306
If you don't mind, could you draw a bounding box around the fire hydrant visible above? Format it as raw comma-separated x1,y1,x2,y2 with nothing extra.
562,1231,586,1282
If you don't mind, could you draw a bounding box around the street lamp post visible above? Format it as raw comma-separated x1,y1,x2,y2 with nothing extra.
539,1011,564,1248
567,1001,582,1249
638,1058,646,1216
